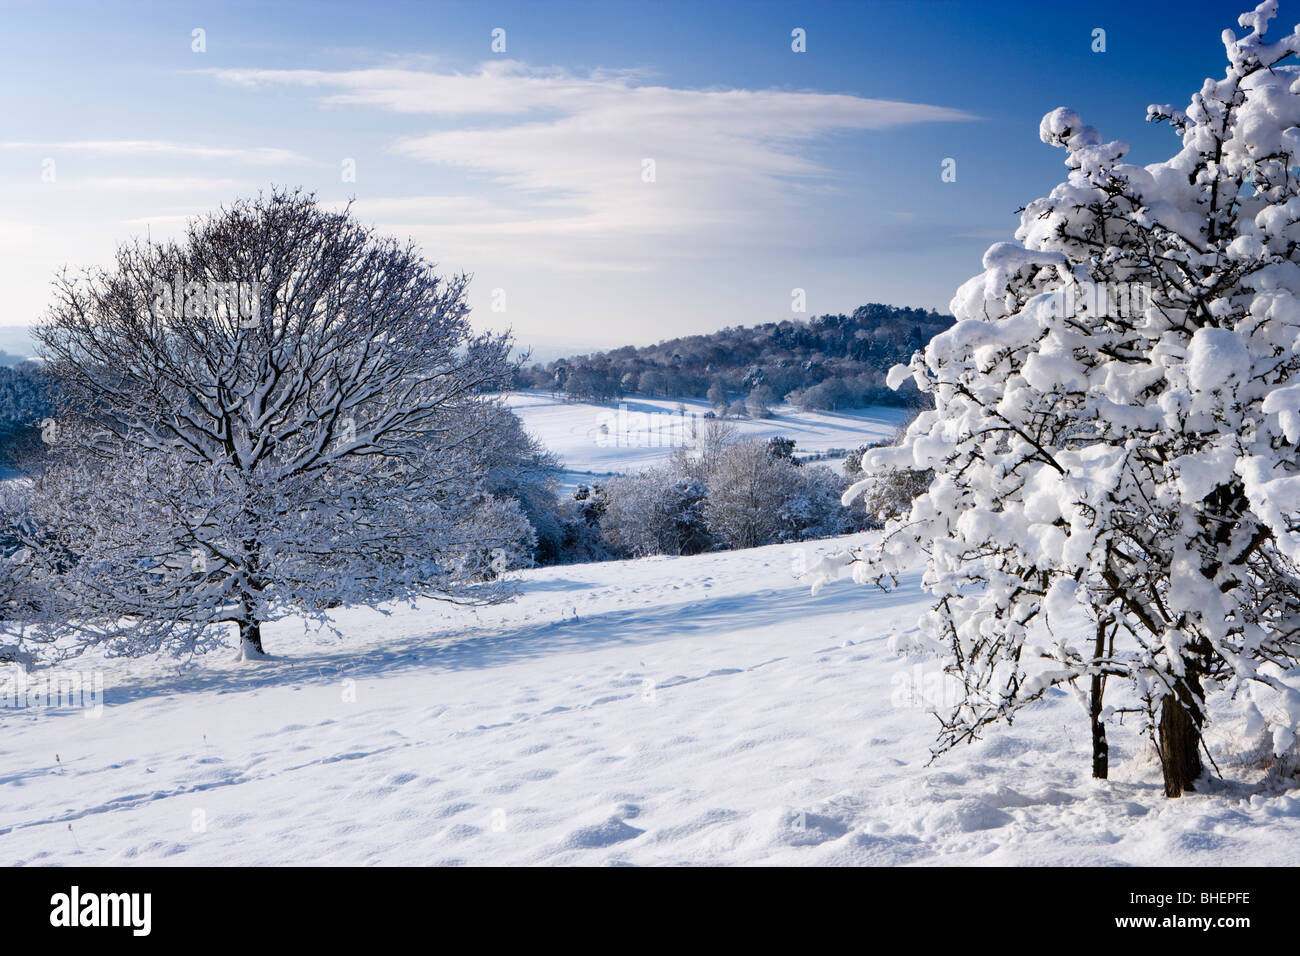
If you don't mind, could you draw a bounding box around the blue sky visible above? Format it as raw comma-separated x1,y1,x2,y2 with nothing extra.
0,0,1270,353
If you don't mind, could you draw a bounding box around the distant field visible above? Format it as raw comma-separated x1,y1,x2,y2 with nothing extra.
503,390,911,491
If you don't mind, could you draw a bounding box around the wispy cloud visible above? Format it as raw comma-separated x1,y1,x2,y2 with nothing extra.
211,62,976,269
60,176,251,193
1,140,309,165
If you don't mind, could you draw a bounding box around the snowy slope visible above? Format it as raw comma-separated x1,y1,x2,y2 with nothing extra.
502,390,909,490
3,536,1298,866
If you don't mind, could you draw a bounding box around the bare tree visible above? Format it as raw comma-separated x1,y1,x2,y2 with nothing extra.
668,417,736,483
704,439,797,549
19,188,530,661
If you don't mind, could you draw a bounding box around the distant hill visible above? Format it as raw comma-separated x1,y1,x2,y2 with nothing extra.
513,303,953,411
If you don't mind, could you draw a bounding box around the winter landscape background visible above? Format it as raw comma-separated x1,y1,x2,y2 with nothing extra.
6,0,1300,869
4,377,1298,866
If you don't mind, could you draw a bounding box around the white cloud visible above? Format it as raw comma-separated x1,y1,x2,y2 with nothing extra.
1,140,309,165
60,177,251,193
120,213,199,226
213,62,976,271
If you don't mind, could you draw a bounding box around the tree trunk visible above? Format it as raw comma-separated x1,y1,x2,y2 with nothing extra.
1090,672,1109,780
236,534,265,659
1157,674,1203,797
1090,617,1109,780
237,616,265,659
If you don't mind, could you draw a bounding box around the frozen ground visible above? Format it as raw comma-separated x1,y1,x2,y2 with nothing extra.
502,390,910,491
3,536,1299,866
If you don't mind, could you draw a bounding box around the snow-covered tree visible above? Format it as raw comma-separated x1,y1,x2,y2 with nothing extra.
706,439,800,549
746,384,776,418
602,469,712,557
0,495,54,669
776,464,856,542
815,2,1300,796
847,419,934,529
479,404,564,565
16,188,529,661
668,417,736,483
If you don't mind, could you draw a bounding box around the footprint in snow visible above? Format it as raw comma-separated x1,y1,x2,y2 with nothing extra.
559,816,645,850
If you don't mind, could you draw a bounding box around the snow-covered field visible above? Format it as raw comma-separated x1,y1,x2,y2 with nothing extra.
4,535,1298,866
503,390,909,490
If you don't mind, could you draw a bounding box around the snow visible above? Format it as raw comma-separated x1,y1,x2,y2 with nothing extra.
1039,107,1101,151
3,536,1298,866
502,390,910,491
1186,326,1251,396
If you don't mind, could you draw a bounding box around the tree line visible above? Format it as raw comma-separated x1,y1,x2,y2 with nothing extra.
513,303,953,412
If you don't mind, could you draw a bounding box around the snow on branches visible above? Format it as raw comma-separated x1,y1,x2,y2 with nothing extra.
815,1,1300,796
7,189,531,662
